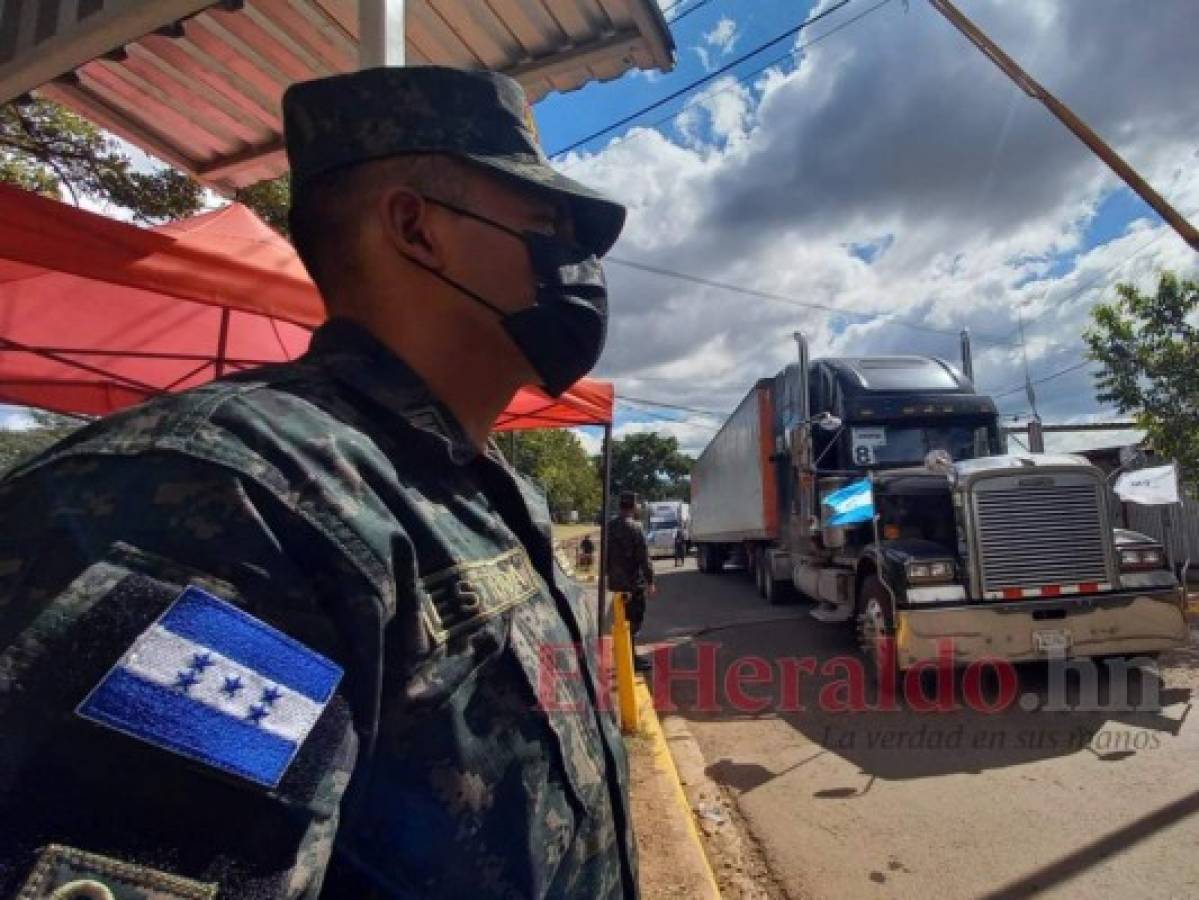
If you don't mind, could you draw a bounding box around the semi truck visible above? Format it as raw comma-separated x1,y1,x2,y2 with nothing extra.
690,336,1188,679
645,500,690,558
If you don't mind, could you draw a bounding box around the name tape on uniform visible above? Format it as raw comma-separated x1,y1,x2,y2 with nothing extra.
421,547,542,643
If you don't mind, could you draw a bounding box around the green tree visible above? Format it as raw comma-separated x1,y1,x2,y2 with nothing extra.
0,409,84,474
1,97,291,234
235,175,291,236
505,430,601,522
610,431,692,502
1,98,203,221
1085,271,1199,485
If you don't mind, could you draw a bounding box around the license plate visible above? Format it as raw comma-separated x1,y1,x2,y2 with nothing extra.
1034,629,1072,654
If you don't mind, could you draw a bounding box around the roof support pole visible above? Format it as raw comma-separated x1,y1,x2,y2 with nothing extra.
929,0,1199,254
598,423,613,637
358,0,405,68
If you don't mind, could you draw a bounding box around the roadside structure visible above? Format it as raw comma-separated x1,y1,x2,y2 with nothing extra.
0,0,674,193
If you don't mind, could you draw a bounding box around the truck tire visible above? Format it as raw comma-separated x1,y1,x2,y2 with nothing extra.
856,575,900,687
764,567,793,606
754,548,767,598
697,543,717,574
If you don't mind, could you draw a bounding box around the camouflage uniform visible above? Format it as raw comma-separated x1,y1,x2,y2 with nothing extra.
0,66,636,899
605,516,654,636
0,319,636,898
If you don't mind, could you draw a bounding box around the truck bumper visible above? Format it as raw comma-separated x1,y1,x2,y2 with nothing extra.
895,590,1189,668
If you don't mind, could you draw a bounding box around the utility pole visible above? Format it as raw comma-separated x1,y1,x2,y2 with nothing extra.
929,0,1199,254
1026,417,1045,453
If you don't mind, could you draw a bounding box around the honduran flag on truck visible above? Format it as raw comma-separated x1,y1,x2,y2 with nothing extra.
823,478,875,526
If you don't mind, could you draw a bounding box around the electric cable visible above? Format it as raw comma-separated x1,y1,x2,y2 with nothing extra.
551,0,857,157
607,255,1017,344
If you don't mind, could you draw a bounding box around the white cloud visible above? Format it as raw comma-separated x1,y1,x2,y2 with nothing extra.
704,16,739,55
557,0,1198,456
674,77,754,146
572,426,604,456
691,45,712,72
0,407,39,430
614,417,722,456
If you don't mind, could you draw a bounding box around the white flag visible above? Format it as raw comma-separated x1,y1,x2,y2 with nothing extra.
1114,465,1180,506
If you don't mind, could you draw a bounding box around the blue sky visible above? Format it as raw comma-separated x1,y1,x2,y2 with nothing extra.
537,1,814,157
4,0,1195,458
539,0,1197,455
534,0,1167,281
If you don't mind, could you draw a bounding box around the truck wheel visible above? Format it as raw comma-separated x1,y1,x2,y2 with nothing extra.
857,576,900,687
697,544,715,574
754,549,767,598
764,562,793,606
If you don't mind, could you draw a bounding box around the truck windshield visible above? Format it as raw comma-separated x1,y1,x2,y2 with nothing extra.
849,423,994,467
650,517,679,529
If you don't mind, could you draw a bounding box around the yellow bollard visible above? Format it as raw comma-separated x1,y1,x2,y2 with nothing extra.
612,591,639,734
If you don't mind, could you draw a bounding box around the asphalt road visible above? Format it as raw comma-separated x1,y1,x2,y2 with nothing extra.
639,555,1199,899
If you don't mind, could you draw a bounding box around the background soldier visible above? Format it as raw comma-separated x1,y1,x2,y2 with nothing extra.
606,492,656,671
0,67,637,899
579,531,596,572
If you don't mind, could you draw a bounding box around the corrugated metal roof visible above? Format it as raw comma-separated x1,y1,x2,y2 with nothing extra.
0,0,674,191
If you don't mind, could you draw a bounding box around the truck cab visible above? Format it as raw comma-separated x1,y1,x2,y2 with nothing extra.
691,351,1188,678
645,500,690,558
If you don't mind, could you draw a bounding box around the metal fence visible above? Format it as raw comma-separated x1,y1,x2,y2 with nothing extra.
1105,480,1199,576
1121,498,1199,575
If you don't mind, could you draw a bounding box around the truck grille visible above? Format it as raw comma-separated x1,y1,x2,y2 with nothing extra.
974,482,1109,592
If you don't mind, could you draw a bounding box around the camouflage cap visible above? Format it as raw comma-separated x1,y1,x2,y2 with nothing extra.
282,66,626,255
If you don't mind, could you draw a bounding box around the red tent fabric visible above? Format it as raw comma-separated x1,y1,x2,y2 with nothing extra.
0,182,315,414
0,184,612,428
494,380,614,431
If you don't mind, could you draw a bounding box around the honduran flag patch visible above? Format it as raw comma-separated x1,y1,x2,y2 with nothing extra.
77,586,343,789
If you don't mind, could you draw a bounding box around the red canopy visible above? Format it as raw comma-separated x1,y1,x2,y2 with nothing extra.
0,184,612,428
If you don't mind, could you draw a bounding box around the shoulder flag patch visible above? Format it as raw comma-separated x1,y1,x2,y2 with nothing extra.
77,586,343,789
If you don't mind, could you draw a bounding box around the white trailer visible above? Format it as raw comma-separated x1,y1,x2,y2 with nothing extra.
690,380,779,575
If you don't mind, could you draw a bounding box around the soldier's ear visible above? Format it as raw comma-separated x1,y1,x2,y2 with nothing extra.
380,187,445,270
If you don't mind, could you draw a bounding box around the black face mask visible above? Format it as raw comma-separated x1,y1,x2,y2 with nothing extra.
413,197,609,397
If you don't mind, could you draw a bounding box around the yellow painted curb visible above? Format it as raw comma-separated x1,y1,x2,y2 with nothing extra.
633,676,723,899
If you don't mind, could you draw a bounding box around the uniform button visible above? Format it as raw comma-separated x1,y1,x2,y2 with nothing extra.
49,880,115,900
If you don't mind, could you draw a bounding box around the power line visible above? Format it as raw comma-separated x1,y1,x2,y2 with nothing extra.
559,1,1004,348
986,206,1198,399
607,255,1016,343
615,398,723,430
560,2,954,344
1000,226,1176,342
557,0,895,173
617,394,728,418
552,0,857,157
668,0,717,24
990,359,1093,400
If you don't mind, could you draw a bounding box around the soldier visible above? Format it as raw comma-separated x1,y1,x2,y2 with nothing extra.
0,67,636,899
606,493,656,671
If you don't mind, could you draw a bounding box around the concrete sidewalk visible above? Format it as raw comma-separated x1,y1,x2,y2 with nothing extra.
624,676,722,899
573,569,721,896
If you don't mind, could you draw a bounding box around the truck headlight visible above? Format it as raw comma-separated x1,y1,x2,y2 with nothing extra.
907,560,954,582
1120,547,1166,570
